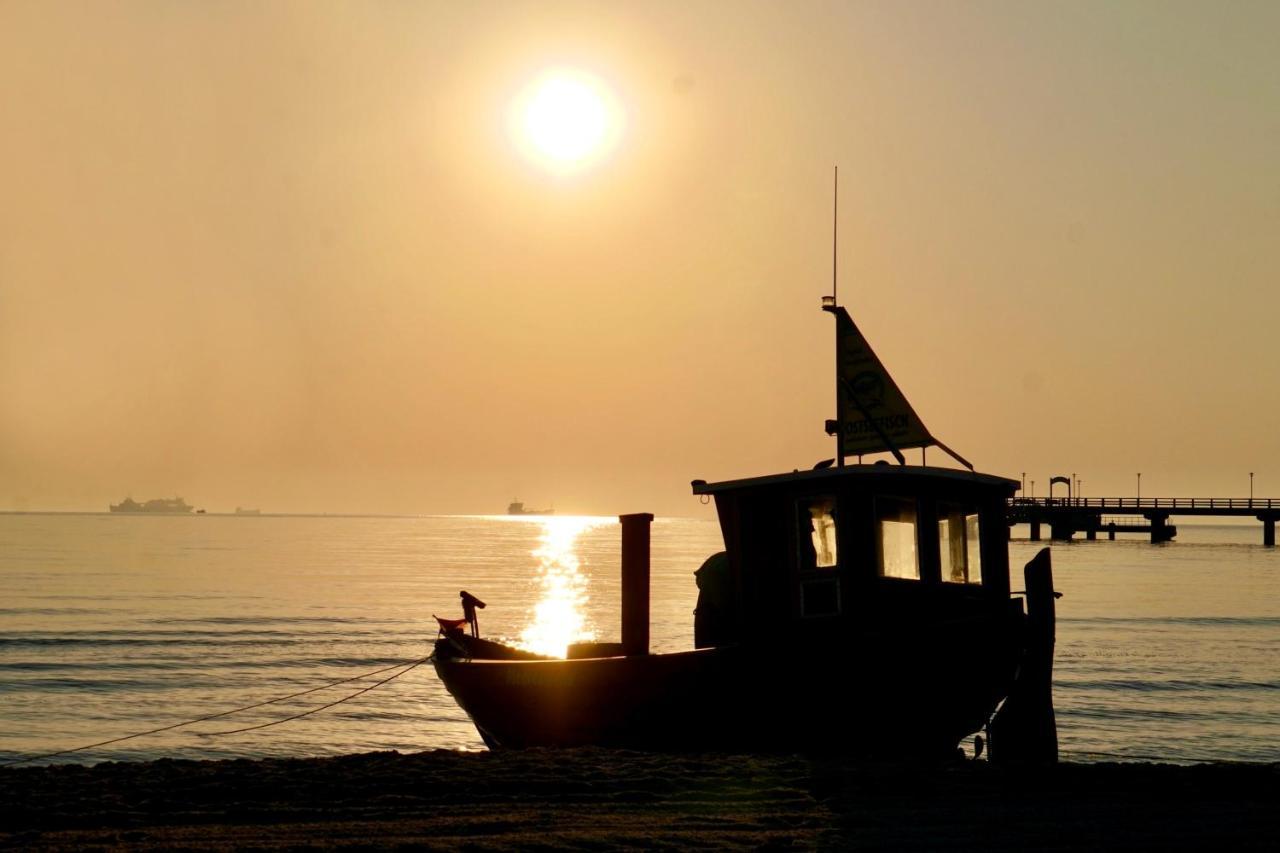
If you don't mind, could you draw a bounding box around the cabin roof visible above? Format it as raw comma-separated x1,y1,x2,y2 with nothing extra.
691,464,1019,495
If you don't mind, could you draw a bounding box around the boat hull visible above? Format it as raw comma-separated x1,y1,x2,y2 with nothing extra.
434,611,1021,756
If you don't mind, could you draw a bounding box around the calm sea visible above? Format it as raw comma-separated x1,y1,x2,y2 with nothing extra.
1,514,1276,765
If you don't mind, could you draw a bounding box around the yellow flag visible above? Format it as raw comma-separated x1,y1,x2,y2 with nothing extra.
830,306,935,458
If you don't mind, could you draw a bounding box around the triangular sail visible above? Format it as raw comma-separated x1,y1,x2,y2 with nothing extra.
824,304,972,469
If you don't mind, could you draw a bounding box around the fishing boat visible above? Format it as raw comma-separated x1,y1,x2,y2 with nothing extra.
434,300,1058,761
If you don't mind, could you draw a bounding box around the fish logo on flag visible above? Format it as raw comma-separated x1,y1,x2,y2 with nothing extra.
829,306,935,458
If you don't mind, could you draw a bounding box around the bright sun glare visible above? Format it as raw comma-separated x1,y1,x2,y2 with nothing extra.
513,70,620,173
518,516,603,657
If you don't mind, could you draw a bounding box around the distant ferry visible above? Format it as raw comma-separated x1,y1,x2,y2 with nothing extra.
507,500,553,516
109,496,193,514
234,507,261,515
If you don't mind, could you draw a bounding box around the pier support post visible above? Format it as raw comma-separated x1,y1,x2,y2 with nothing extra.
620,512,654,656
1260,515,1277,548
1050,522,1074,541
1086,528,1097,541
1148,514,1175,544
1029,520,1041,542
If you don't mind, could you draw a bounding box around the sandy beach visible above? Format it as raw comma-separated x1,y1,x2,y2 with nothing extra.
2,749,1277,850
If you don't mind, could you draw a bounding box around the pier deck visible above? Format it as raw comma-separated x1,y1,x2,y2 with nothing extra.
1006,497,1280,545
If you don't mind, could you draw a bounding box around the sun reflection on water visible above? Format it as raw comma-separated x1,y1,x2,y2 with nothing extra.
518,516,604,658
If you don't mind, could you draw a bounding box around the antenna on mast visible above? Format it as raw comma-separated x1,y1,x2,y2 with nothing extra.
824,165,843,466
831,165,838,306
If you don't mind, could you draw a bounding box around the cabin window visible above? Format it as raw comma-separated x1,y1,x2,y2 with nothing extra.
876,497,919,580
797,497,838,570
938,505,983,584
797,497,840,618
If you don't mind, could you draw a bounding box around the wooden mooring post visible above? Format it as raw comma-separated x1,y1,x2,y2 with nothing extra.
990,548,1058,764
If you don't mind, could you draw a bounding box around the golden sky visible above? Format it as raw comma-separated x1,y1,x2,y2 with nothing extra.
2,1,1278,515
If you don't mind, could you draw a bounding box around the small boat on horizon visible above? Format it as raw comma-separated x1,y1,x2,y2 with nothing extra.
507,500,553,516
234,507,261,516
434,299,1058,761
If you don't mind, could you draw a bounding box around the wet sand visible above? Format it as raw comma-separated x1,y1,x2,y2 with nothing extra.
2,749,1277,850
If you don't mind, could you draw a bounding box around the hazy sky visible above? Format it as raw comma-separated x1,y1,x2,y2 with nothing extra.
2,1,1278,515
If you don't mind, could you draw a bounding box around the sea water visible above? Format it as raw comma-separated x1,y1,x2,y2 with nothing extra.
0,514,1276,765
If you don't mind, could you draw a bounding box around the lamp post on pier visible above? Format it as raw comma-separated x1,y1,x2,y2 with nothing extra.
1022,472,1026,494
1137,473,1142,502
1250,472,1254,504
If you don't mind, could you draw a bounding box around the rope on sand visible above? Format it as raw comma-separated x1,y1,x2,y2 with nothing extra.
0,654,432,768
1063,749,1220,764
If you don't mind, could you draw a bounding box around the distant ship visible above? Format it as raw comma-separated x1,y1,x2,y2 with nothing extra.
109,496,194,514
234,507,261,515
507,500,553,516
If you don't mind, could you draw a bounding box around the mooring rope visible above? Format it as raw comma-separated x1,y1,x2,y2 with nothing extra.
196,656,430,736
0,654,432,768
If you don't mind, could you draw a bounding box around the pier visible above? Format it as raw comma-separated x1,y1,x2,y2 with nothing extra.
1006,497,1280,545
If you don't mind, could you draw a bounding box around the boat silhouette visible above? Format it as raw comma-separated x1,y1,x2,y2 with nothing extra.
434,300,1057,761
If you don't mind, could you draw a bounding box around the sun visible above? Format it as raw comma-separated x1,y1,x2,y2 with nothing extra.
511,69,621,174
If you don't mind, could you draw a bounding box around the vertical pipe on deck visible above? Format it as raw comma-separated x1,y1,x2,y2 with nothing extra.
620,513,654,656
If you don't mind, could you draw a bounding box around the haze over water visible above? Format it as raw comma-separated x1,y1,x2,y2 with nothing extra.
1,514,1276,766
3,2,1280,517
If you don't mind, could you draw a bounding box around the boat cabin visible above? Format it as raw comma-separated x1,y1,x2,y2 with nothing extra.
691,464,1020,648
